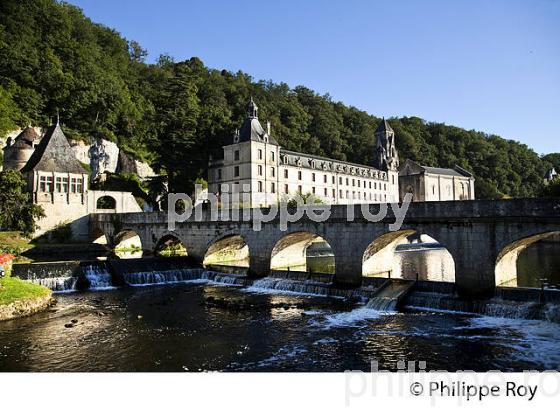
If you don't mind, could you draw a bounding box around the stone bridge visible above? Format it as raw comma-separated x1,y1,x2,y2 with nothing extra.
90,198,560,298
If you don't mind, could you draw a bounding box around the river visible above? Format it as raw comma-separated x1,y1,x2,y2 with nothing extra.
1,281,560,372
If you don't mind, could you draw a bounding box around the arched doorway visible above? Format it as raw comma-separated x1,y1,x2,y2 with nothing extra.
270,231,335,274
496,231,560,288
114,230,143,259
362,230,455,282
155,234,187,257
203,234,249,268
96,195,117,210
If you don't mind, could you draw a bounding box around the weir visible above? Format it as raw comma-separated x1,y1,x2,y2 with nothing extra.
11,258,560,323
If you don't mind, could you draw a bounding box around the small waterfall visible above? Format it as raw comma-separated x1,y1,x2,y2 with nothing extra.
247,277,335,297
366,297,398,312
123,268,248,287
82,263,114,290
366,280,415,312
123,269,201,286
34,276,78,292
405,291,560,322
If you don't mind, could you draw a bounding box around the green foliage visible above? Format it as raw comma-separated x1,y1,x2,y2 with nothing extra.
48,221,72,243
0,170,45,235
0,0,555,199
542,179,560,198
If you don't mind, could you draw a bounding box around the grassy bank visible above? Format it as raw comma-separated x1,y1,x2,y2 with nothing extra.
0,276,51,306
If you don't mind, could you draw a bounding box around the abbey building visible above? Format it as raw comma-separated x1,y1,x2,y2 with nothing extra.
208,99,400,207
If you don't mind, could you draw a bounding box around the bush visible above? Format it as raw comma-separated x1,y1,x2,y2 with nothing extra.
49,222,73,243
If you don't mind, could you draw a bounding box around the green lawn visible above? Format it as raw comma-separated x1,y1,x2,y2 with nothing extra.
0,276,51,306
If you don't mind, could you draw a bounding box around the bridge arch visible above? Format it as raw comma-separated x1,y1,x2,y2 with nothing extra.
114,229,143,259
362,229,456,282
270,231,335,274
154,233,187,257
203,233,249,269
91,226,109,245
495,231,560,287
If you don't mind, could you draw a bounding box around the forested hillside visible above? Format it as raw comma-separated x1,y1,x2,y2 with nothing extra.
0,0,556,197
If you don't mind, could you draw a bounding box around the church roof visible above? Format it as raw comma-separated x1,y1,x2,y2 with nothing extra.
545,168,558,180
375,118,394,134
399,159,473,178
236,98,278,145
20,123,88,174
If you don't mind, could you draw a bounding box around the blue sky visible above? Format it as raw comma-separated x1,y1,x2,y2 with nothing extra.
67,0,560,154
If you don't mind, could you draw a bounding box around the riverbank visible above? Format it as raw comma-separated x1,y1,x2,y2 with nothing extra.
0,276,53,321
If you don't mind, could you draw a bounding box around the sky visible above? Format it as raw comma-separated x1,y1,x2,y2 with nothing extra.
67,0,560,154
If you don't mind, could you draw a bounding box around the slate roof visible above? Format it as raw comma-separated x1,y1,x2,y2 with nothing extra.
375,118,394,134
399,159,473,178
236,98,278,145
20,123,88,174
13,126,39,145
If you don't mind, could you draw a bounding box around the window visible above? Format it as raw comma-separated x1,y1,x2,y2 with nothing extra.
324,175,327,183
339,177,343,184
271,182,276,193
432,185,436,195
258,181,263,192
39,176,46,192
55,177,62,193
332,189,335,197
346,190,349,198
62,177,68,193
270,167,275,177
332,176,335,184
284,184,289,194
312,187,316,194
234,150,240,161
324,188,328,196
234,166,240,177
374,182,377,189
70,177,77,193
346,177,349,185
312,173,316,182
340,190,343,198
217,169,222,180
298,185,302,193
364,192,367,199
358,180,361,188
271,151,275,162
369,181,372,189
258,165,263,176
258,149,263,160
392,175,395,184
352,179,355,187
384,183,387,190
284,169,288,178
298,171,302,180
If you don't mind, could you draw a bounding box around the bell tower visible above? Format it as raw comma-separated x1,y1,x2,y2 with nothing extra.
373,118,399,171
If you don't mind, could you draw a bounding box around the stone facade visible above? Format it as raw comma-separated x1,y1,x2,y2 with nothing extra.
3,122,142,240
398,159,475,202
208,99,400,207
90,197,560,298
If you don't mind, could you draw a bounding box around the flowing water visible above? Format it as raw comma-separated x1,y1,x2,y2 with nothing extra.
1,279,560,372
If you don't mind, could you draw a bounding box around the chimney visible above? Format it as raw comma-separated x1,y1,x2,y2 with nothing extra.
267,121,271,135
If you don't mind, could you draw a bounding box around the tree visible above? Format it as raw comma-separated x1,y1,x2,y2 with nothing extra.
0,170,44,235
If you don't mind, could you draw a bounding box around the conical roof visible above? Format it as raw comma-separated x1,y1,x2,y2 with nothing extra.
20,123,88,174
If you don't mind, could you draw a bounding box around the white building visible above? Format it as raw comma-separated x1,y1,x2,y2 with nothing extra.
398,159,475,202
208,99,400,207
